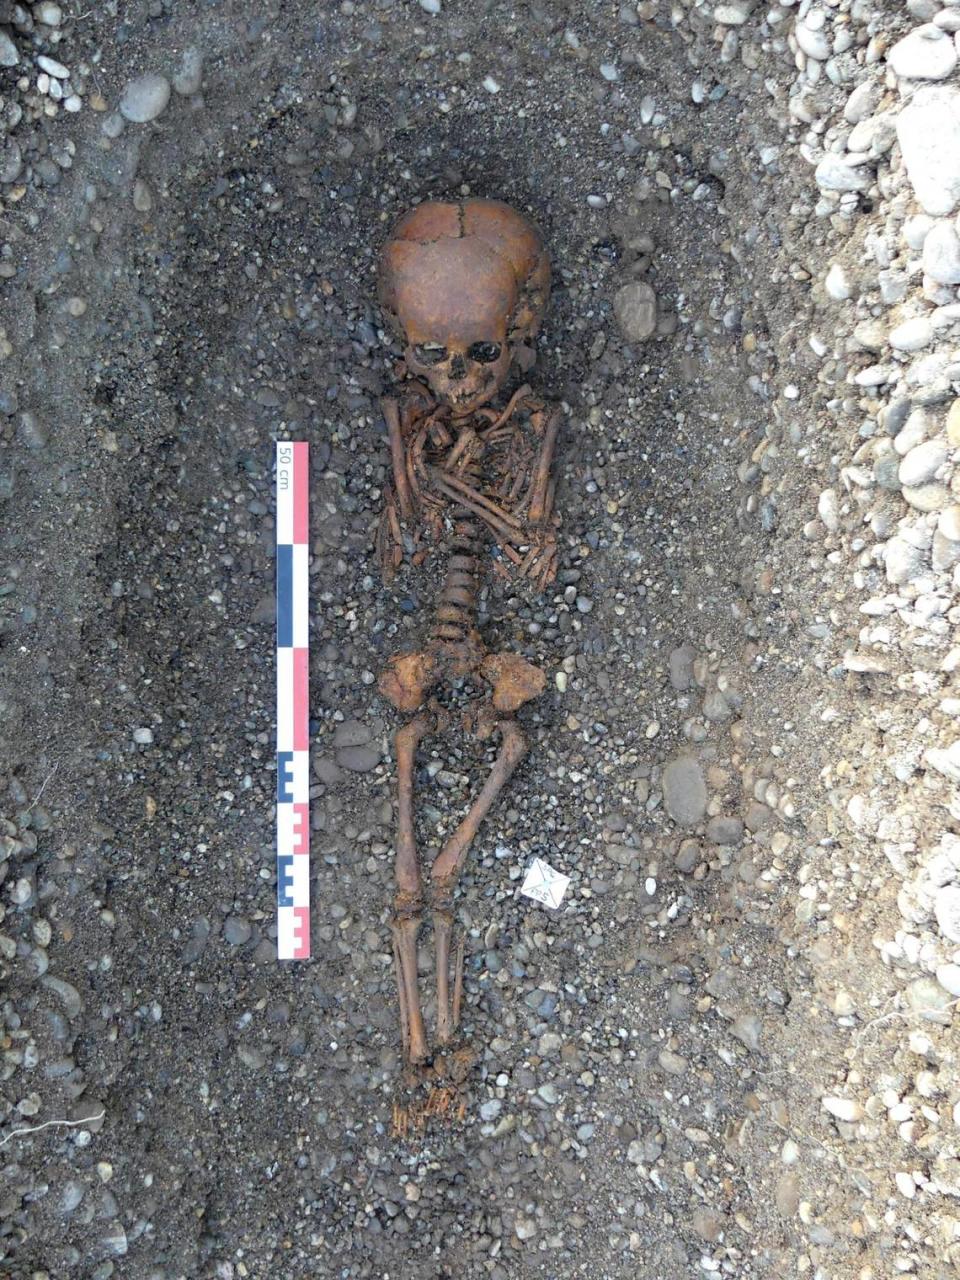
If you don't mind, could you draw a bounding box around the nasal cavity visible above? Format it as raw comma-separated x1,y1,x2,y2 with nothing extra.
449,352,467,380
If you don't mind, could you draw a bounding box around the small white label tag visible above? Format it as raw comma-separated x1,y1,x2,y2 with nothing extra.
520,857,570,909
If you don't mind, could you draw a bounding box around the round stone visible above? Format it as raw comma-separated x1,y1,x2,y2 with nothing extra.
796,20,830,60
889,316,933,351
119,73,171,123
899,439,948,486
888,23,958,80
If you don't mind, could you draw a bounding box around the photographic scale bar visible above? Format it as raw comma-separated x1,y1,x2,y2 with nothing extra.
276,441,310,960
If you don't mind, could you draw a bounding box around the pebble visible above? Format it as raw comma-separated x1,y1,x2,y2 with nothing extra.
825,262,853,300
731,1014,762,1052
668,643,695,690
706,816,744,845
814,155,871,192
336,744,381,772
844,80,880,124
899,440,947,487
0,32,19,68
889,317,934,351
223,917,252,945
897,87,960,215
41,975,82,1019
817,487,840,531
822,1096,863,1122
133,727,154,745
661,756,708,826
796,19,830,61
940,505,960,541
173,47,203,96
934,885,960,942
119,73,172,124
133,179,154,212
922,220,960,283
613,282,657,342
888,23,957,80
17,412,47,449
906,976,954,1022
884,536,925,584
935,963,960,997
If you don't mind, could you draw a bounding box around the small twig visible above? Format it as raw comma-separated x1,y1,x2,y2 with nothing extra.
855,997,960,1045
0,1111,105,1147
23,763,58,815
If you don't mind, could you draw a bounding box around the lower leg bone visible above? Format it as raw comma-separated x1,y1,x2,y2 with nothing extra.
392,714,433,1064
431,719,528,1044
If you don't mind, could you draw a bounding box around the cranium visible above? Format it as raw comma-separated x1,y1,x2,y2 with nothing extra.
378,198,551,417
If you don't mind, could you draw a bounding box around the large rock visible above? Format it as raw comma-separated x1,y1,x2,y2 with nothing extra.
661,756,708,826
897,87,960,216
888,23,957,81
119,73,171,123
613,282,657,342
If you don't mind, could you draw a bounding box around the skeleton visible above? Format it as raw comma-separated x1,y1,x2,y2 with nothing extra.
375,199,561,1072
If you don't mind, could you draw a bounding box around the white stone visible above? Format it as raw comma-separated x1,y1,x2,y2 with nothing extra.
889,23,958,79
884,536,925,584
714,3,753,23
825,262,853,299
927,742,960,783
935,884,960,941
939,505,960,541
897,87,960,216
35,2,63,24
936,962,960,996
0,31,18,68
796,20,831,60
923,220,960,283
822,1096,864,1122
133,727,154,745
903,213,936,250
900,439,948,485
847,112,897,155
814,154,871,191
36,54,68,78
889,316,934,351
844,79,880,123
817,488,840,531
418,0,441,11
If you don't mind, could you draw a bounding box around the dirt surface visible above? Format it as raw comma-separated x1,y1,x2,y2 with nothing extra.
3,1,960,1278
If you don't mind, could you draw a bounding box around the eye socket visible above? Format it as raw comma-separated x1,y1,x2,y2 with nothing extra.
412,343,448,366
467,341,502,364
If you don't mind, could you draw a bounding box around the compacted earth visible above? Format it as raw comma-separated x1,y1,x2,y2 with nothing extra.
2,1,960,1277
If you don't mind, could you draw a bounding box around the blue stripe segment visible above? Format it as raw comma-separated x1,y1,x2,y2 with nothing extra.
277,855,294,907
277,752,293,803
276,543,293,647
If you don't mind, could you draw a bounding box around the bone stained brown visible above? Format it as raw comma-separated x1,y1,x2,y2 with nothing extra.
375,198,561,1068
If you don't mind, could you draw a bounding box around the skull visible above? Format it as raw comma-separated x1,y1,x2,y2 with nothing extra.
378,198,551,417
